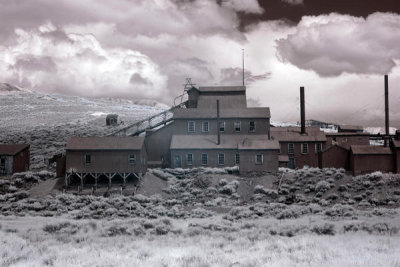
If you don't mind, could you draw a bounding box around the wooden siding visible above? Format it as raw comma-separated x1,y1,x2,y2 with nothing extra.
279,141,325,168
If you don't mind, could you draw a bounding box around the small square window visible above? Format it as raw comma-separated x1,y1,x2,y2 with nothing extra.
288,143,294,154
202,121,209,132
315,143,322,153
249,121,256,132
188,121,195,133
84,154,91,164
219,121,225,132
255,154,263,165
186,153,193,165
218,153,225,165
301,143,308,154
201,154,208,165
235,153,240,165
128,154,136,164
234,121,241,132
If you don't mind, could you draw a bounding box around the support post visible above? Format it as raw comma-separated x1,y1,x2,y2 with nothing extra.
217,100,220,145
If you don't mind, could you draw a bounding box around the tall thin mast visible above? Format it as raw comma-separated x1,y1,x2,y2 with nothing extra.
242,48,245,86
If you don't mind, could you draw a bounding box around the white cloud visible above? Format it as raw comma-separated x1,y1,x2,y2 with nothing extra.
281,0,304,5
221,0,264,14
0,24,167,98
276,12,400,76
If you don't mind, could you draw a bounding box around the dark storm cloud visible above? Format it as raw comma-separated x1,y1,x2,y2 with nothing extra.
276,13,400,76
12,55,57,73
220,67,270,85
130,73,153,86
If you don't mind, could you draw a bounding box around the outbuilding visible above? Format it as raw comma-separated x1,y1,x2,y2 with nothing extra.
65,136,147,187
0,144,30,175
350,145,394,176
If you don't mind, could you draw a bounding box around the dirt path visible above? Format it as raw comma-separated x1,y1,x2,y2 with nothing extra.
137,173,169,198
29,178,60,198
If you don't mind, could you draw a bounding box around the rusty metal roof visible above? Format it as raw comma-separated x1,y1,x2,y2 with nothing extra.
350,145,392,155
66,136,144,151
392,140,400,148
0,144,29,156
173,107,270,119
271,127,326,142
279,155,289,162
170,135,279,150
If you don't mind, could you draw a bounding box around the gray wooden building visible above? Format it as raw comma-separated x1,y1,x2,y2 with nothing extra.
0,144,30,175
65,136,147,187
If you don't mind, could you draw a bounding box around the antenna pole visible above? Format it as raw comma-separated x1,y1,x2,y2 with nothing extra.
242,49,244,86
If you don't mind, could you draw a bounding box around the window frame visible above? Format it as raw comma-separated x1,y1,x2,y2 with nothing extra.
218,153,225,166
219,121,226,132
249,121,256,132
128,154,136,165
84,154,91,165
202,121,209,133
315,143,322,154
186,153,194,165
234,121,241,132
288,143,295,154
201,153,208,165
187,121,195,133
235,153,240,165
301,143,309,154
255,154,263,165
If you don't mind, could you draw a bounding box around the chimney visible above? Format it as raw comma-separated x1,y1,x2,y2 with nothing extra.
385,75,389,146
217,100,220,145
300,86,306,134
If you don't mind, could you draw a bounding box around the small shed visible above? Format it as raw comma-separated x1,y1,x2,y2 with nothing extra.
350,145,394,176
0,144,30,175
106,114,118,126
319,144,349,170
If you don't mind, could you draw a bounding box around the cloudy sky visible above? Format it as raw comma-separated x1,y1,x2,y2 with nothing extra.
1,0,400,127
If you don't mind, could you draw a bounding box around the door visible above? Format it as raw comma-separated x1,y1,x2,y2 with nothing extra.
174,155,182,168
0,157,5,174
288,157,296,169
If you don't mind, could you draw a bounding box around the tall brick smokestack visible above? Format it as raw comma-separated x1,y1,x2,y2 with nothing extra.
300,86,306,134
385,75,389,147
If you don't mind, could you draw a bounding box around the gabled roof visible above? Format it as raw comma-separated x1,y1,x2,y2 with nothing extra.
271,127,326,142
190,86,246,93
173,107,270,119
279,155,289,162
350,145,392,155
392,140,400,148
170,135,279,150
0,144,29,156
66,136,144,151
322,144,349,153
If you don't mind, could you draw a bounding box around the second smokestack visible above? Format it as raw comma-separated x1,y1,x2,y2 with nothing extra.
217,100,220,145
300,86,306,134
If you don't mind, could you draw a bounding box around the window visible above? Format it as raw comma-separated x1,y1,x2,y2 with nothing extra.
219,121,225,132
128,154,136,164
202,121,209,132
235,153,240,165
279,143,281,154
188,121,195,133
84,154,91,164
255,154,263,165
0,158,5,166
201,154,208,165
218,153,225,165
288,143,294,154
234,121,241,132
249,121,256,132
315,143,322,153
301,143,308,154
186,153,193,165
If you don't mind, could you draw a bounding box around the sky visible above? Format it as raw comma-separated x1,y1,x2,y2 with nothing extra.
1,0,400,127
